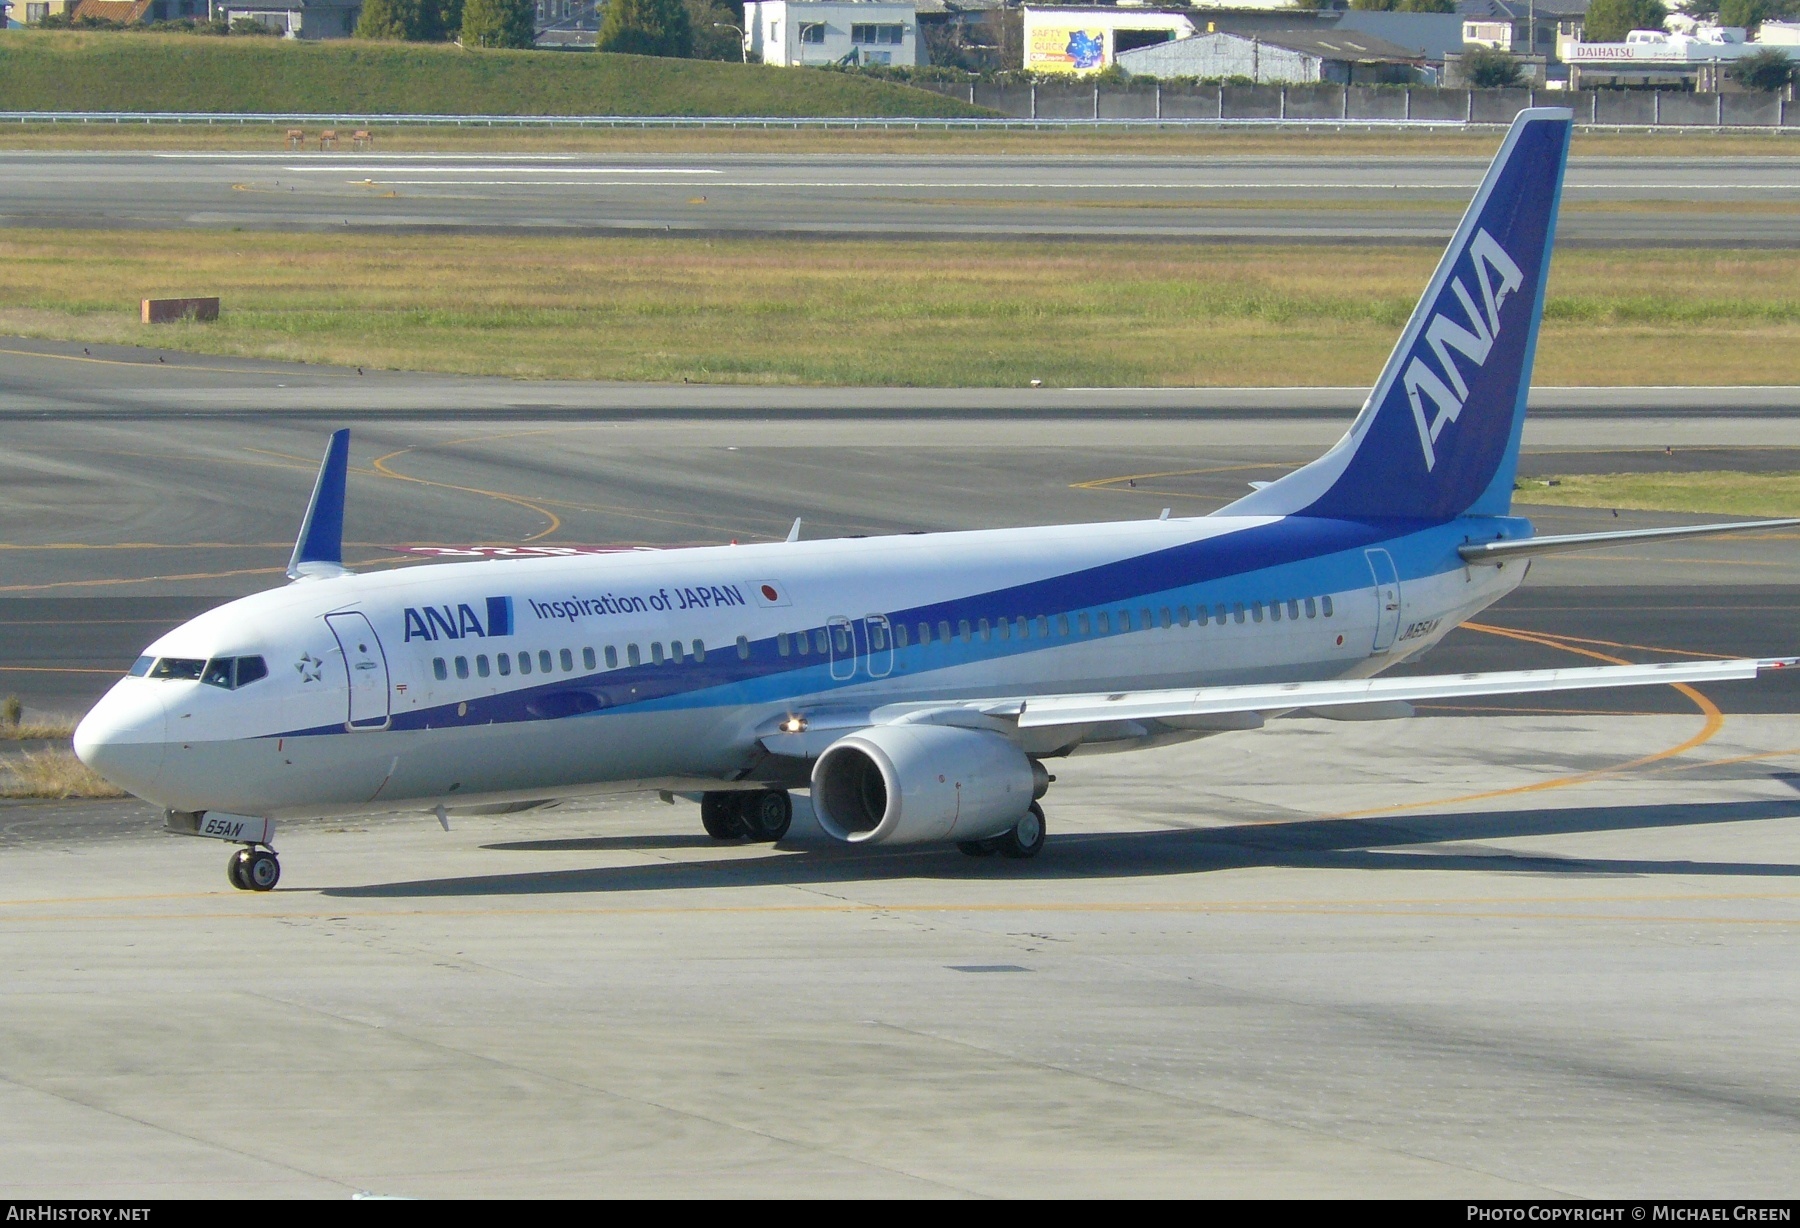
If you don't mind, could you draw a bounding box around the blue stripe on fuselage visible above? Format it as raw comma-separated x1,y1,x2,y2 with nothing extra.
271,514,1490,738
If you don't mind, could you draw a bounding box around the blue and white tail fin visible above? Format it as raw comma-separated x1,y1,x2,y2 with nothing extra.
287,428,350,581
1221,108,1572,523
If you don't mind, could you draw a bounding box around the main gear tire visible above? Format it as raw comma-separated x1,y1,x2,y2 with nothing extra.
701,792,747,840
739,791,793,842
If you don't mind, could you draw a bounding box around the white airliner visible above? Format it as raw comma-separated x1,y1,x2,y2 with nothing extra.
74,109,1796,891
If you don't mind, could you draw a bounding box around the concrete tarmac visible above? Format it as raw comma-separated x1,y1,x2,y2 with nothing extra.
3,346,1800,1195
3,150,1797,244
4,711,1799,1196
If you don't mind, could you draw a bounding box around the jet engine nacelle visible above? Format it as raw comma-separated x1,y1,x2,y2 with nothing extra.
811,723,1047,846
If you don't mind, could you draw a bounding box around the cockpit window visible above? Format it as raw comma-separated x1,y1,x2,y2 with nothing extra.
146,655,268,689
149,657,205,681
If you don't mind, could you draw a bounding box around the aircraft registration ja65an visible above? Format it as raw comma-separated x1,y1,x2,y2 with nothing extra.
75,109,1798,892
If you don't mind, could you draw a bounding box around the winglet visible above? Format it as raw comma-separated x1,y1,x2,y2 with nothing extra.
287,429,351,581
786,517,803,543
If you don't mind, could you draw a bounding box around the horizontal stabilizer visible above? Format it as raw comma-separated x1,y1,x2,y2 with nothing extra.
1015,658,1792,729
1461,518,1800,563
287,428,350,581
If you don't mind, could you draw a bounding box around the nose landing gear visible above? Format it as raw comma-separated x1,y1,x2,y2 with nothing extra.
227,846,281,892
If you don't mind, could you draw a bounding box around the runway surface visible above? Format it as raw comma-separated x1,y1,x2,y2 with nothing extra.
3,346,1800,1195
2,150,1796,243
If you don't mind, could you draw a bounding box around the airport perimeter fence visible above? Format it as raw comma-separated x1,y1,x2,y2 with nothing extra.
909,81,1800,129
1,86,1796,131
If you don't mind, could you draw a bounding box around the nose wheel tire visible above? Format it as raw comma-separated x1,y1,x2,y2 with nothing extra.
996,803,1046,860
700,792,747,840
740,790,792,842
228,847,280,892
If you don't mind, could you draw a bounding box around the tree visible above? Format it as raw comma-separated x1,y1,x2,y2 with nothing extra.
418,0,465,41
1719,0,1800,28
460,0,535,47
355,0,419,40
1582,0,1669,42
597,0,693,57
1461,43,1523,87
685,0,743,60
1735,47,1797,90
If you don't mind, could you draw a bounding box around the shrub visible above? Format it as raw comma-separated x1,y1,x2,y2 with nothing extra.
1735,47,1797,91
1462,44,1523,88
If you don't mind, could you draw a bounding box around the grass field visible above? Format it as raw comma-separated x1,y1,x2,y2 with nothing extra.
0,120,1795,158
0,231,1795,386
0,30,978,119
1517,473,1800,518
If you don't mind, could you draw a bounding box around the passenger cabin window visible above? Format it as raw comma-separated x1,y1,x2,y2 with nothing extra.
519,652,533,675
1098,612,1111,634
476,655,490,677
627,644,641,667
584,647,597,670
778,634,791,658
1322,595,1335,617
794,632,807,657
958,620,971,642
938,620,951,642
560,648,574,672
433,658,448,681
1269,601,1281,623
979,618,991,642
1077,613,1090,635
1161,608,1172,629
895,623,909,648
455,656,470,679
605,646,618,668
652,643,665,666
1233,604,1245,625
737,635,751,660
917,623,931,645
1288,599,1301,620
1252,602,1264,623
693,640,706,663
538,650,553,673
498,654,512,676
1306,597,1317,619
815,629,829,654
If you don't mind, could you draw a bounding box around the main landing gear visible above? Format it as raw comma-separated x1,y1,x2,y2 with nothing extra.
701,790,793,843
958,802,1047,861
227,845,281,892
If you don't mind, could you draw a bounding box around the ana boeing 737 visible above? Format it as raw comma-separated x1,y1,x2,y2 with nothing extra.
73,109,1797,891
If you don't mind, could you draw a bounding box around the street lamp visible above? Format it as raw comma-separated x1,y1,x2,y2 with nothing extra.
714,21,749,64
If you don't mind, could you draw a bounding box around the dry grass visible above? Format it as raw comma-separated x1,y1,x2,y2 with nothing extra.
1,230,1795,386
0,748,127,799
0,122,1793,158
0,718,80,741
1516,472,1800,518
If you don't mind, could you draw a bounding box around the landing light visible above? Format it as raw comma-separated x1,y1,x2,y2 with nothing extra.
782,715,807,733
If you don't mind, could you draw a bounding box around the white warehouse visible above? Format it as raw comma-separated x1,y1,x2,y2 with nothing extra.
743,1,924,68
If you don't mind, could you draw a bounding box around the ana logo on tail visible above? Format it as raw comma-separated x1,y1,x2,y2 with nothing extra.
1404,229,1525,471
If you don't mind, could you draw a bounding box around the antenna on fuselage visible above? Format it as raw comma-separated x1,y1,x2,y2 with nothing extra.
287,428,351,582
786,517,802,543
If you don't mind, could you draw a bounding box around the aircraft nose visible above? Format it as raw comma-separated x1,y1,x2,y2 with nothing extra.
73,682,169,799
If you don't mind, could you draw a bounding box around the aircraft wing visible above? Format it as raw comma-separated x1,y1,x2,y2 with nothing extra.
1008,658,1793,729
758,658,1794,758
1460,519,1800,564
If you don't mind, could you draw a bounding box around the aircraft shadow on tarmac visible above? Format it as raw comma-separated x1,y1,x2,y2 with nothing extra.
320,799,1800,899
